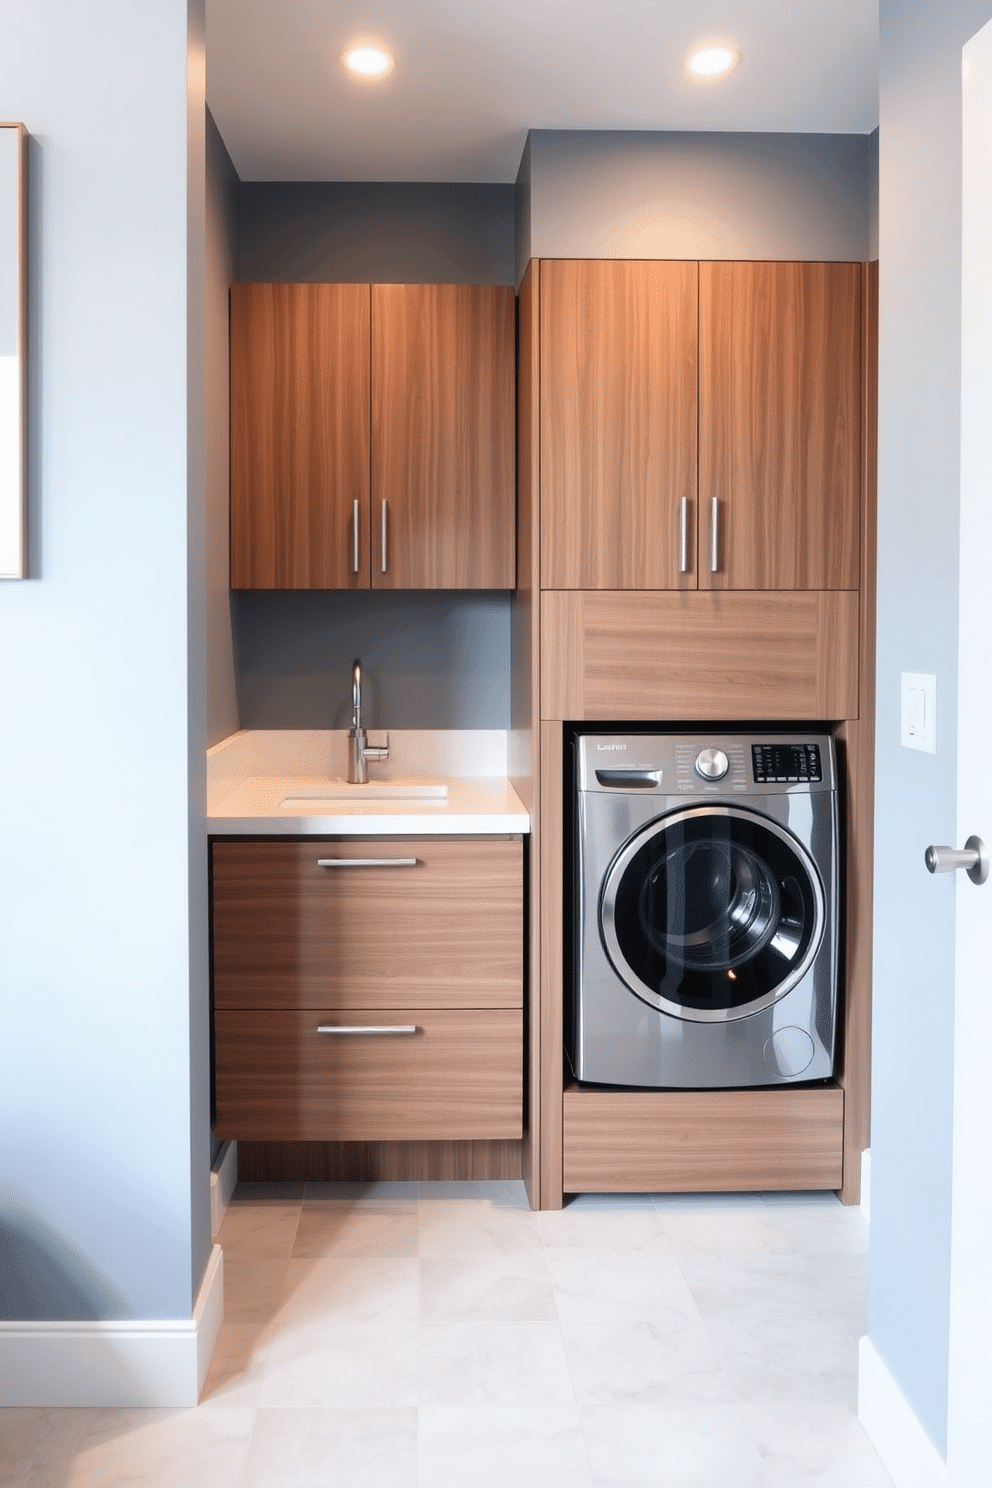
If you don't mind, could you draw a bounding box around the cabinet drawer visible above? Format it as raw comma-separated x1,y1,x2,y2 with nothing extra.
212,836,523,1010
214,1008,523,1141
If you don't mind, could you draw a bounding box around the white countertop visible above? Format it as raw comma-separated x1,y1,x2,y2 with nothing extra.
207,729,530,836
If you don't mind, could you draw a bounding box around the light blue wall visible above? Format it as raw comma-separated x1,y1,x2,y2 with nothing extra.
0,0,211,1319
872,0,992,1455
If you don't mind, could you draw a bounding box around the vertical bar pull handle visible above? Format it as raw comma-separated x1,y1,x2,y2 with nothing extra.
678,497,689,574
352,498,360,574
381,499,388,574
710,497,720,573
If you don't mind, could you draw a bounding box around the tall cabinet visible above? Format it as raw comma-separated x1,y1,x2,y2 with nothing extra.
514,257,876,1209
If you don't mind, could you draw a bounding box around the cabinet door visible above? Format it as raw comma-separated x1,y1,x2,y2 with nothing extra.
371,284,515,589
540,260,699,590
212,836,524,1010
230,282,371,589
699,262,862,590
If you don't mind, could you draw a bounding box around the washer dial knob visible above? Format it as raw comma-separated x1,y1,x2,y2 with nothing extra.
694,747,729,781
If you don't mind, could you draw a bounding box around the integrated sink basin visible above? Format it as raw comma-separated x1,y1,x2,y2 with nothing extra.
279,780,448,805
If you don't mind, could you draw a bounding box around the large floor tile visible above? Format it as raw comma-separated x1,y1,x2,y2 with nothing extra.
745,1400,896,1486
419,1405,594,1488
292,1202,419,1259
198,1322,272,1411
221,1258,291,1326
704,1312,862,1406
419,1255,558,1323
418,1180,529,1206
216,1199,302,1259
259,1320,419,1408
0,1407,90,1488
656,1198,799,1256
678,1252,868,1330
303,1181,421,1206
538,1205,673,1256
581,1403,770,1488
547,1250,700,1326
240,1407,417,1488
418,1199,545,1258
275,1257,419,1330
419,1321,577,1408
560,1317,733,1406
63,1408,253,1488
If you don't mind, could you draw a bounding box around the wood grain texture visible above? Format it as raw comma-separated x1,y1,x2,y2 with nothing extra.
538,720,565,1209
372,283,515,589
215,1008,523,1142
540,260,698,590
541,589,860,721
212,836,523,1010
236,1139,523,1183
230,282,371,589
699,262,862,591
562,1085,844,1192
835,260,877,1205
510,262,544,1208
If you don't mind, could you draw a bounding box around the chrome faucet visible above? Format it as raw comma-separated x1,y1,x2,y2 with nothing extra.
347,658,389,784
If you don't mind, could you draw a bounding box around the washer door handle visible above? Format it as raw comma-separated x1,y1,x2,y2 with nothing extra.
924,835,989,885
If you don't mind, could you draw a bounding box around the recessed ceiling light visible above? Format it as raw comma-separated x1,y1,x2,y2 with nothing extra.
685,45,740,80
341,41,394,79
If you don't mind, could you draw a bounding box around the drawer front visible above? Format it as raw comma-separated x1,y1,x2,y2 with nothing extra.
214,1008,523,1141
212,836,523,1010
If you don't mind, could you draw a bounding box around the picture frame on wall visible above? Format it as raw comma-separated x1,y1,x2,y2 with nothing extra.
1,122,27,580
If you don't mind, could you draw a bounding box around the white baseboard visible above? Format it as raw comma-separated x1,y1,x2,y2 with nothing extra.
210,1140,238,1237
0,1243,224,1407
859,1335,947,1487
861,1147,871,1222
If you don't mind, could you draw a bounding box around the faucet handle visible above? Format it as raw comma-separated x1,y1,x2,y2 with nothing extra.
364,732,389,764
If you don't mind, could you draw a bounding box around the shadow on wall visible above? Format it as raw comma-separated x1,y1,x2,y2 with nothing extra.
0,1195,128,1320
233,589,512,730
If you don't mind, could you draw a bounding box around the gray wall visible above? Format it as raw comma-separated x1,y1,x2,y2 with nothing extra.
240,182,516,284
521,130,871,271
233,182,516,731
0,0,211,1320
871,0,992,1455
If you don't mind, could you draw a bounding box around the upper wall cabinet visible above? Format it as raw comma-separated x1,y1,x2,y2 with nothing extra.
539,259,862,591
540,260,699,590
230,282,515,590
699,262,862,591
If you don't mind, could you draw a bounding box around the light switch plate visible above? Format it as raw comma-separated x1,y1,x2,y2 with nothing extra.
901,672,937,753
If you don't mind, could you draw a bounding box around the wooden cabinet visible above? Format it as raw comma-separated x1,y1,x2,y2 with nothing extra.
699,261,862,590
212,836,524,1142
540,260,698,590
230,282,515,591
230,283,371,589
539,259,862,591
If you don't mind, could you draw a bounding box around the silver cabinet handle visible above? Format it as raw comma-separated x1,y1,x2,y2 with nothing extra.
381,498,388,573
710,497,719,573
316,858,418,868
352,498,359,574
318,1025,418,1036
679,497,688,574
924,836,989,885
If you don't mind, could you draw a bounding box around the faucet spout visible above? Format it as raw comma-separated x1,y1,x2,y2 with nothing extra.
351,658,362,731
346,657,389,784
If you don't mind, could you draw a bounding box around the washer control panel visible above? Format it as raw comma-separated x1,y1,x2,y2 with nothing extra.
752,743,823,784
576,734,835,795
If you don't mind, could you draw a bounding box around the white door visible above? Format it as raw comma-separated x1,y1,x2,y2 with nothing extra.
946,21,992,1484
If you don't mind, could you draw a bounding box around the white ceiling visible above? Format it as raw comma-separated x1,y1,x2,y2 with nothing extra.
206,0,879,184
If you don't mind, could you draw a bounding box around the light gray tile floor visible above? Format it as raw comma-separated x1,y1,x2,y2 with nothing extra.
1,1182,895,1487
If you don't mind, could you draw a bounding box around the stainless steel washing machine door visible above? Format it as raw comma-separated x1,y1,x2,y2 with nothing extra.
600,805,826,1023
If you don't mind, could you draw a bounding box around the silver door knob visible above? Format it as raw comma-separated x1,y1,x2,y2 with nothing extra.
924,835,989,885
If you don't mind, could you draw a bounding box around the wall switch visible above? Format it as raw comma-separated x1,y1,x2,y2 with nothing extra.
901,672,937,753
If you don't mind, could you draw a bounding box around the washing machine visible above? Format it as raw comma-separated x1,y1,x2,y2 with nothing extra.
572,731,839,1088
